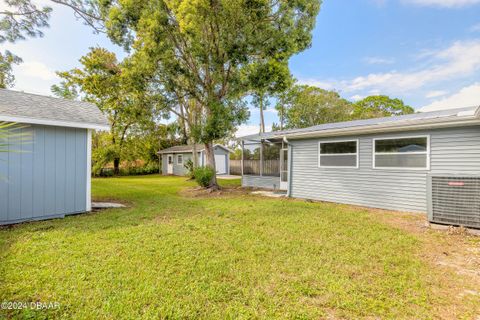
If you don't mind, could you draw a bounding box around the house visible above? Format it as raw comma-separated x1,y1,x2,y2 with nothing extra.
158,144,231,176
0,89,109,225
239,106,480,228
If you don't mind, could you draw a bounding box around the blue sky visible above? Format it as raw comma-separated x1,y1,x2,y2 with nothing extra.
3,0,480,137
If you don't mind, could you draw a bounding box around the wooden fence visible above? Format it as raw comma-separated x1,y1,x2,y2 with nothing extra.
230,160,242,175
229,159,280,176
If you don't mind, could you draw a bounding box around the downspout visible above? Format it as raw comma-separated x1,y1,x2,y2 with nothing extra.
284,136,293,198
241,141,244,186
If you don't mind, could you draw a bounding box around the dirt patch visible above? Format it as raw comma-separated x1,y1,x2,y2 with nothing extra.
179,186,250,198
362,207,480,319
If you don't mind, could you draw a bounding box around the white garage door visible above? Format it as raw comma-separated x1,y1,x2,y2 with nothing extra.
215,154,226,174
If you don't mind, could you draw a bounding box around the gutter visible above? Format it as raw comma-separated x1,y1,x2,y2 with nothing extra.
280,116,480,140
0,115,110,131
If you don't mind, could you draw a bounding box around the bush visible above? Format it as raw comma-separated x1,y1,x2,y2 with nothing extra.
120,163,159,176
184,159,195,179
94,163,159,177
193,166,215,188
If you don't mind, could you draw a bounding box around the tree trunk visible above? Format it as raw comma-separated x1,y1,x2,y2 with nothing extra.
192,142,198,168
113,158,120,175
204,141,219,189
259,93,265,133
279,107,284,131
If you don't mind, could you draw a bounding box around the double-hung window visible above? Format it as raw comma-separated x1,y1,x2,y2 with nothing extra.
318,140,358,168
373,136,429,170
177,154,183,165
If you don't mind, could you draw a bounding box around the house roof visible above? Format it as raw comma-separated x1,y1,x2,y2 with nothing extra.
0,89,110,130
158,144,232,154
240,106,480,141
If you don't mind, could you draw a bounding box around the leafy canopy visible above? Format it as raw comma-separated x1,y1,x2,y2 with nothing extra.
274,84,353,129
101,0,321,144
352,95,414,119
274,85,416,130
0,51,22,88
55,47,165,173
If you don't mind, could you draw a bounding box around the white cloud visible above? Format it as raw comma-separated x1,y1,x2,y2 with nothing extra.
235,124,273,138
363,56,395,65
341,40,480,93
350,95,364,101
403,0,480,7
17,61,58,81
296,78,335,90
470,23,480,32
426,90,448,98
420,83,480,111
264,107,277,114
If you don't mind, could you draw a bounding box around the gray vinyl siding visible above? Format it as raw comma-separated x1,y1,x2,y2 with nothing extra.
0,124,88,225
242,175,281,189
289,126,480,213
213,147,229,174
162,152,195,176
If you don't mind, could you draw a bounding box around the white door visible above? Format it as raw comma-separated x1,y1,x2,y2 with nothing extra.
280,148,288,190
215,154,226,174
167,155,174,174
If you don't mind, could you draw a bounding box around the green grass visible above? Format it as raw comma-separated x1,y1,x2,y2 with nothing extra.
0,175,444,319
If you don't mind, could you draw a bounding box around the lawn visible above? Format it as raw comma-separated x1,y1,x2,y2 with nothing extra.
0,175,479,319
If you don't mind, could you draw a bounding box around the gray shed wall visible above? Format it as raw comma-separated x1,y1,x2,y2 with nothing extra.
0,124,88,225
288,126,480,213
161,146,229,176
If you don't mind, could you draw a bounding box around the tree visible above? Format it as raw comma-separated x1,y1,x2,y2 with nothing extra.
51,80,79,99
0,51,22,88
248,60,292,133
352,95,415,119
55,47,161,174
101,0,320,189
274,85,353,129
0,0,105,87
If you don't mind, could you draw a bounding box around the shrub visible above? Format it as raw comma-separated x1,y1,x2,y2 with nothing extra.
193,166,215,188
184,159,195,179
94,163,159,177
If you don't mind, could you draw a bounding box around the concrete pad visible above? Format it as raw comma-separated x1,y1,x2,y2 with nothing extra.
217,175,241,180
251,190,287,198
92,202,126,209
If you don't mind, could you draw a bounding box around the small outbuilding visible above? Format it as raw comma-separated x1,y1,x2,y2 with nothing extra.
158,144,231,176
0,89,109,225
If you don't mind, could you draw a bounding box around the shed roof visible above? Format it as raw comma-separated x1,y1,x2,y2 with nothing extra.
240,106,480,141
0,89,109,130
158,144,231,154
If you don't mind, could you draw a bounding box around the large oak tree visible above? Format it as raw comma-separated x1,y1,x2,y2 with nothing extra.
100,0,321,188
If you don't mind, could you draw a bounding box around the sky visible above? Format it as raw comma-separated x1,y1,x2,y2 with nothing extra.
2,0,480,137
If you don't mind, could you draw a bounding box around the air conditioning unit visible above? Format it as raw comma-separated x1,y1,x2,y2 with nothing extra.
427,175,480,229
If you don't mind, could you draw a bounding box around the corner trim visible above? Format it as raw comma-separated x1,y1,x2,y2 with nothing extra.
86,129,92,211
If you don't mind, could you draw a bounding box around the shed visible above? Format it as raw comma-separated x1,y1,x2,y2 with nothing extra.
158,144,231,176
0,89,109,225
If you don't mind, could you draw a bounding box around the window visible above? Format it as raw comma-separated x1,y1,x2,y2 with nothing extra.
243,143,261,175
373,136,429,169
177,154,183,165
168,155,173,164
319,140,358,168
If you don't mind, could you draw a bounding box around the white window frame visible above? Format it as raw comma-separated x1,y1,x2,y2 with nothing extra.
318,139,359,169
372,135,430,170
177,154,183,165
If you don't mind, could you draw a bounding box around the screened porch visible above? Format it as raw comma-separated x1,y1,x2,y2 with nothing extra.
242,139,289,190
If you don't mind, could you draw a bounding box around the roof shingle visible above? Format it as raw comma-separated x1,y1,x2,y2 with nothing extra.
0,89,109,130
